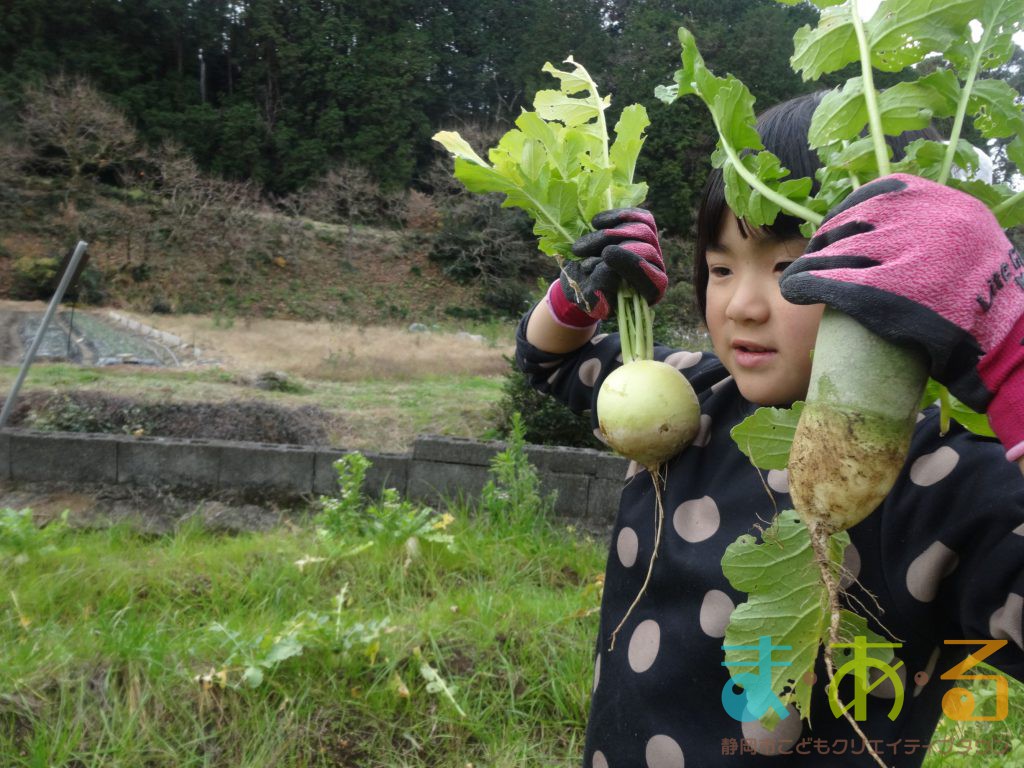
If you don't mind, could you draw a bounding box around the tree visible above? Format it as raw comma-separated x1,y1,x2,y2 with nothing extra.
20,74,139,185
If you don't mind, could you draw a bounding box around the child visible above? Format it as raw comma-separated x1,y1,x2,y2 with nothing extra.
515,91,1024,767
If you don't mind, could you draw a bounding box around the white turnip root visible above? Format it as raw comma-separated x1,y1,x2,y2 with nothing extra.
789,307,929,768
789,308,929,535
597,359,701,470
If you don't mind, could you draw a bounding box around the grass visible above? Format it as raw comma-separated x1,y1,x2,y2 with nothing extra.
105,311,516,381
2,455,1024,766
0,364,506,452
0,492,605,767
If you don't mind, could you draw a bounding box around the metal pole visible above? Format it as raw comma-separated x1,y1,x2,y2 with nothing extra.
0,240,89,429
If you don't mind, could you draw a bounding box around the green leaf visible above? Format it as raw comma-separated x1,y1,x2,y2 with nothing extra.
890,138,981,181
434,57,649,261
877,75,960,134
946,0,1024,72
791,5,858,81
868,0,978,73
949,179,1024,227
809,78,867,148
730,403,804,470
791,0,978,80
968,79,1024,139
264,636,304,665
609,104,651,186
242,666,264,688
1007,135,1024,172
919,379,997,437
721,510,844,727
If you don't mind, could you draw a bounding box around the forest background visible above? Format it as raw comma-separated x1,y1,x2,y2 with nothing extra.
0,0,1022,451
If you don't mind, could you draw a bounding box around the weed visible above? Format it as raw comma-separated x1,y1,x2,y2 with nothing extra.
315,452,456,557
0,507,68,562
479,412,556,534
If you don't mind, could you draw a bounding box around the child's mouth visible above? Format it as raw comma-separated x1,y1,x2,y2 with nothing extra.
732,341,777,368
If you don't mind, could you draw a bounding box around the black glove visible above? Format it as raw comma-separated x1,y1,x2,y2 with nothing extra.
557,208,668,321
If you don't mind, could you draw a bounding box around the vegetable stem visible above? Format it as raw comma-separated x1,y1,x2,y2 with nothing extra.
993,186,1024,217
713,117,824,226
938,6,998,185
850,0,890,177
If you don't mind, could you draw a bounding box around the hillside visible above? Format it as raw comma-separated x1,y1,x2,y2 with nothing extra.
0,176,522,326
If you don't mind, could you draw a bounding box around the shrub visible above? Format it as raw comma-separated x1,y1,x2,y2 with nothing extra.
494,356,603,450
11,256,58,300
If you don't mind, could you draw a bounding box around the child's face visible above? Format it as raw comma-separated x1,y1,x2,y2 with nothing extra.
705,213,824,406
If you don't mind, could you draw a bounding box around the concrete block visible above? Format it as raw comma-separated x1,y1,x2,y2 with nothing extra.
0,430,10,481
594,452,631,480
537,472,590,518
313,449,409,497
218,441,316,494
526,444,605,475
587,477,624,525
412,436,503,467
118,436,221,489
10,430,118,483
407,459,490,507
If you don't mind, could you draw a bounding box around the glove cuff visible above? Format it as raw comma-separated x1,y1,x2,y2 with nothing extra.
979,313,1024,461
545,280,599,330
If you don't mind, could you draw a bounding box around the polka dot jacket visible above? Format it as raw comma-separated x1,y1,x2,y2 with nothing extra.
515,309,1024,768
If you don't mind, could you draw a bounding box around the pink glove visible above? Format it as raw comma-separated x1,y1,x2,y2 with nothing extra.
780,173,1024,461
546,208,667,328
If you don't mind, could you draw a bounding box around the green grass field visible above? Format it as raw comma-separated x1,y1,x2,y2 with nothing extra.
2,442,1024,767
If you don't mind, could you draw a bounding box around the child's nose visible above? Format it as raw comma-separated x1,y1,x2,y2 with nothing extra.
725,276,771,323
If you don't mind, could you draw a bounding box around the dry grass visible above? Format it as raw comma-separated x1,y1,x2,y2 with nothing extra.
109,311,515,381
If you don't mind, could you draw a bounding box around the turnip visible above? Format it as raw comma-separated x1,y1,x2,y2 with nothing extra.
434,57,701,468
789,309,929,536
435,58,702,646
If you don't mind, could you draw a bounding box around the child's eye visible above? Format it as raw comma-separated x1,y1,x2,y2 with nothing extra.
774,261,795,273
709,266,731,278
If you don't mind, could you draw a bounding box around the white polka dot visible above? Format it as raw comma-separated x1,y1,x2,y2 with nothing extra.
741,704,803,755
593,653,601,693
628,619,661,673
673,496,720,543
839,542,861,590
914,647,941,698
626,460,642,480
590,333,609,345
990,593,1024,650
906,541,959,602
618,527,639,568
868,657,906,698
1013,521,1024,536
699,590,735,638
916,412,926,423
664,350,702,370
593,427,609,445
538,359,561,369
693,414,712,447
580,358,602,387
645,734,684,768
767,469,789,494
909,446,959,486
593,751,609,768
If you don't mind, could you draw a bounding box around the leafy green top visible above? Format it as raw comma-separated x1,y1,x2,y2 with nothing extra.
434,58,649,260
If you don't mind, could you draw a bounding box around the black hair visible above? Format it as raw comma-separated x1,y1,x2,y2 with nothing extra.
692,90,943,322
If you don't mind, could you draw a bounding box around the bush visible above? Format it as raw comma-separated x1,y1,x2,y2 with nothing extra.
11,256,58,300
494,356,603,450
480,413,557,533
